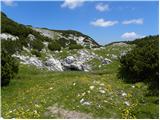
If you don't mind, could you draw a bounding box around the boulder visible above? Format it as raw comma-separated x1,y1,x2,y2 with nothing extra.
45,58,63,71
64,56,75,64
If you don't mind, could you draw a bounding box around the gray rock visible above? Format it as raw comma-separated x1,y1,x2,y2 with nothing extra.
102,58,112,64
0,33,19,41
27,34,36,41
45,58,63,71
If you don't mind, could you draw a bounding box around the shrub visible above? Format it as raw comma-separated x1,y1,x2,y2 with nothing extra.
119,35,159,95
69,44,83,50
30,40,44,51
31,49,41,57
1,39,22,55
1,51,19,86
58,38,68,48
48,41,61,51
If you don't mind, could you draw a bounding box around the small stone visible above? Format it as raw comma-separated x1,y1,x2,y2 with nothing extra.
124,101,130,106
99,90,106,94
100,83,105,86
82,101,91,106
80,98,84,103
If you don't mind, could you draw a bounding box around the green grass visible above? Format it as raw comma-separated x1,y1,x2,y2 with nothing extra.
2,62,158,119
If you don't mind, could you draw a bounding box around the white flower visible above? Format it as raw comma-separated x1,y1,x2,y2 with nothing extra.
49,87,53,90
73,82,76,86
132,85,135,88
87,90,91,93
9,110,12,113
89,86,95,90
122,92,127,97
35,104,40,108
81,92,86,96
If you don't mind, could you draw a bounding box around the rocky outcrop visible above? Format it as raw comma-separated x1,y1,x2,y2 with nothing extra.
0,33,19,41
13,49,112,72
45,58,63,71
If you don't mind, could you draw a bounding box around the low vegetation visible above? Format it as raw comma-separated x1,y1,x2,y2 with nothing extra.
119,35,159,95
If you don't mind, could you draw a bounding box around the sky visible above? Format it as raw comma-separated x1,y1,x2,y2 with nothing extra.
1,0,159,45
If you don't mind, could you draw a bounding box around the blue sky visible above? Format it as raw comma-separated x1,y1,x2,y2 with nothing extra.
1,0,159,45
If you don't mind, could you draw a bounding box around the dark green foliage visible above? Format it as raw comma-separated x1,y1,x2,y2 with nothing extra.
57,38,68,48
1,39,22,55
1,12,52,51
31,49,41,57
69,44,83,50
119,35,159,95
30,40,44,51
1,51,19,86
48,41,61,51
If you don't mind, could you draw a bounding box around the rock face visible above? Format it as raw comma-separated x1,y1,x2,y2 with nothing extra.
13,48,112,72
0,33,19,41
33,28,100,48
112,42,128,46
13,54,64,71
62,55,90,71
45,58,63,71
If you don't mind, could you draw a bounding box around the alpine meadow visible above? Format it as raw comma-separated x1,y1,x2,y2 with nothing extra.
1,0,159,119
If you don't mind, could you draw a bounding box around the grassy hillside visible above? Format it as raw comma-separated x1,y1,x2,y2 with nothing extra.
1,43,159,119
2,64,158,119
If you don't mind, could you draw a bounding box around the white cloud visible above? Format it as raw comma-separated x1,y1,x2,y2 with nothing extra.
61,0,84,9
122,18,143,25
2,0,16,6
121,32,143,40
91,18,118,27
96,3,109,12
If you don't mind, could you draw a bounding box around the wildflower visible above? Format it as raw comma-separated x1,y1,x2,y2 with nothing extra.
73,82,76,86
89,86,95,90
81,92,86,96
122,92,127,97
132,85,135,88
49,87,53,90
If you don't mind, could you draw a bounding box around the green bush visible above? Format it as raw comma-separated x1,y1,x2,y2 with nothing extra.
58,38,68,48
119,35,159,95
1,39,22,55
48,41,61,51
30,40,44,51
1,51,19,86
69,44,83,50
31,49,41,57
